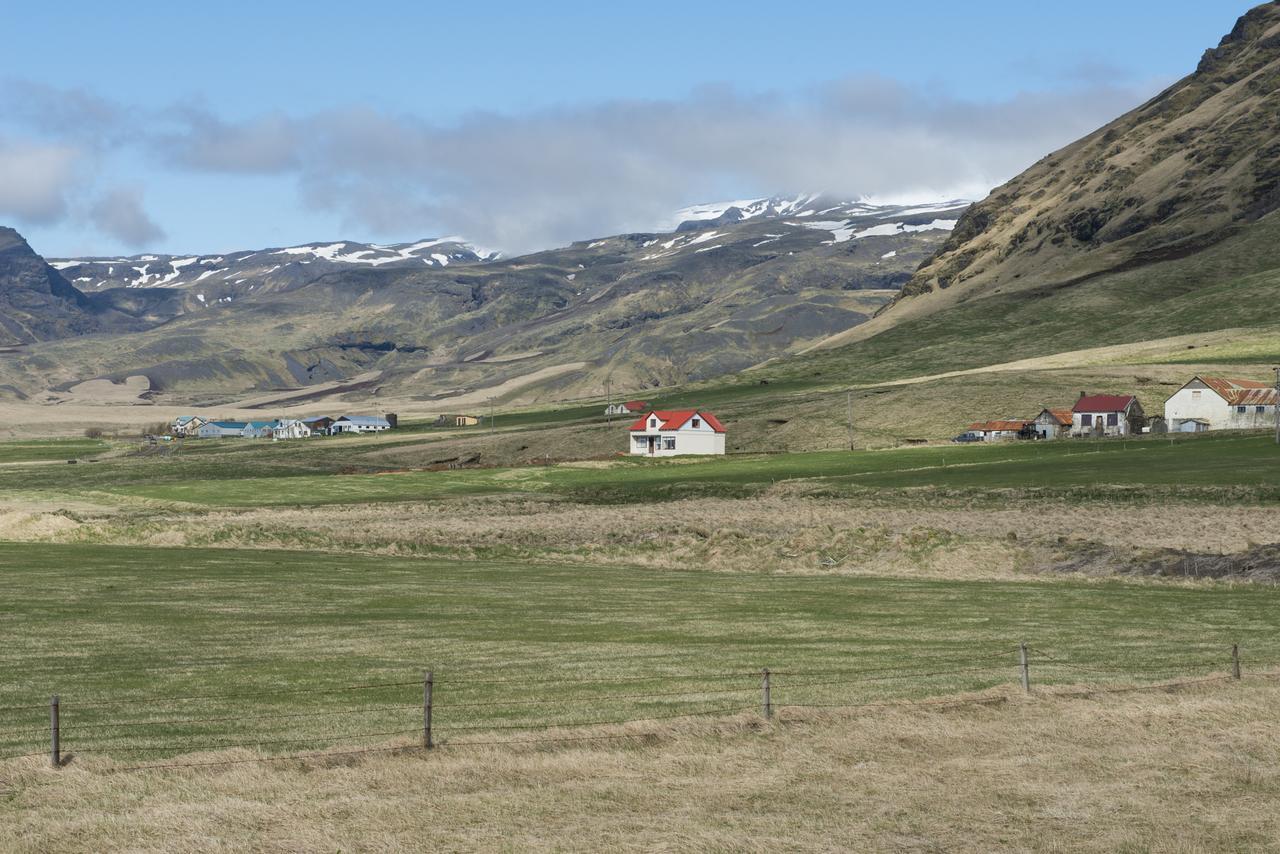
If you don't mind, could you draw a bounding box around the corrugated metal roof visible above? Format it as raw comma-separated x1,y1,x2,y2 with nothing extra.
1196,376,1278,406
968,420,1032,432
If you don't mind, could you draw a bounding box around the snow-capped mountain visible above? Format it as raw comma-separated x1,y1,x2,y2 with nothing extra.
49,237,498,291
670,194,970,232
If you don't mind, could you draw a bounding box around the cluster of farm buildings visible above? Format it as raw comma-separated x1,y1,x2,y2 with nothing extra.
170,414,396,440
965,376,1278,441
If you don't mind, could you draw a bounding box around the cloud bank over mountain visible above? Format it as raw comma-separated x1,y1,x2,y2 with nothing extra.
0,74,1164,254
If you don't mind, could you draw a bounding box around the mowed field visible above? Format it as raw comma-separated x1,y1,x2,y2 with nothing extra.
3,542,1280,850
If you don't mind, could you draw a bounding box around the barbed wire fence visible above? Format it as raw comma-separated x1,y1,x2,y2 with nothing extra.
0,642,1256,773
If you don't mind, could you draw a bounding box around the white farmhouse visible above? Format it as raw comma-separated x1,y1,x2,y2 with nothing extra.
170,415,206,437
1164,376,1278,432
628,409,726,456
272,419,311,440
1070,394,1144,437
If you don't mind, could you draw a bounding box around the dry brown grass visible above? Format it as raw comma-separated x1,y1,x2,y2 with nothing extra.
4,679,1279,851
12,495,1279,579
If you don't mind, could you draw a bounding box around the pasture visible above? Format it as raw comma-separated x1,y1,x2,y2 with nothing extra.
1,542,1278,764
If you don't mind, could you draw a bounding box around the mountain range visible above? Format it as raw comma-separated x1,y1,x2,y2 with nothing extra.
0,197,968,405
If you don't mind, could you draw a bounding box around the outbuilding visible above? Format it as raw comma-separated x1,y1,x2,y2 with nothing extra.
197,420,248,439
1032,409,1073,440
1164,376,1278,432
332,415,392,434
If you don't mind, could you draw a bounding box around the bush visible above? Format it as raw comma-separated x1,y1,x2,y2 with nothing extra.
84,427,103,439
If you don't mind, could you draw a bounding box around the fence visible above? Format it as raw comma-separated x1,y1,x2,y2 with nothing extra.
0,642,1255,773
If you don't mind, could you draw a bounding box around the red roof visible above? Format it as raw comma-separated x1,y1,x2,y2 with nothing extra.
628,409,727,433
1073,394,1136,413
623,400,649,412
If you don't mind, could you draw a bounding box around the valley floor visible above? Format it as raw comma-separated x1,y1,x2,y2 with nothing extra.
1,433,1278,851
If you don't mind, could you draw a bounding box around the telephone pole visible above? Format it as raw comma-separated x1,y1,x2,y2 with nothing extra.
847,391,854,451
1274,366,1279,445
606,376,613,426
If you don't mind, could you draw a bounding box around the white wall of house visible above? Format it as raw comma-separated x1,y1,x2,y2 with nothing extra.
1164,380,1275,430
1071,410,1132,437
629,414,725,457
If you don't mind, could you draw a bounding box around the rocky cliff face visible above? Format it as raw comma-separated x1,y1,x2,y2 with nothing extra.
0,227,101,345
900,1,1280,305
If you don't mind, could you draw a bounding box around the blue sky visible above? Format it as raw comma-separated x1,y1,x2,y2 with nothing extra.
0,1,1256,256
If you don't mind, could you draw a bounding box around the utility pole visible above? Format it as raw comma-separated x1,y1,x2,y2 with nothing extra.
606,376,613,426
847,390,854,451
489,398,495,435
1274,366,1279,445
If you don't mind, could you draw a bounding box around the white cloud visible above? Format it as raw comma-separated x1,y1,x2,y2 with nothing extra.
0,138,82,224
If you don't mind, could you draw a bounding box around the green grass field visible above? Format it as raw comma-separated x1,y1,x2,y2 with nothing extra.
0,438,108,463
0,541,1274,763
64,432,1280,507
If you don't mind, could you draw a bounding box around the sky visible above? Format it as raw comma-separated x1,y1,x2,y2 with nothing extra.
0,1,1258,257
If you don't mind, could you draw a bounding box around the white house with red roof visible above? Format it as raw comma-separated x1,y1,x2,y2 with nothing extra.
1070,393,1145,437
628,409,726,456
1164,376,1278,432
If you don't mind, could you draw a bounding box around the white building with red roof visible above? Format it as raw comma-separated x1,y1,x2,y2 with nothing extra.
1071,393,1145,437
1164,376,1278,432
628,409,726,456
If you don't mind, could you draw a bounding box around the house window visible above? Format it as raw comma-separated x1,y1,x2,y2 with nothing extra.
691,418,701,429
1258,406,1268,413
1237,406,1247,414
1192,390,1201,400
1081,414,1093,427
634,436,646,447
663,438,676,450
1107,413,1118,427
650,418,658,428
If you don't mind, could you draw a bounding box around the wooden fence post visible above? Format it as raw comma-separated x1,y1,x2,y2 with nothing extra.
424,671,434,749
761,668,772,720
1019,642,1031,694
1232,644,1241,681
50,695,60,769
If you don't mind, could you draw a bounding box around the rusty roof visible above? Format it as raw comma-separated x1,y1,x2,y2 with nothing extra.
1196,376,1277,406
968,420,1032,432
1037,408,1073,425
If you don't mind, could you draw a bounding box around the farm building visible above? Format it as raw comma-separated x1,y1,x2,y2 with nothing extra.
434,414,480,428
1032,409,1073,440
332,415,392,434
272,419,311,440
628,409,726,456
1164,376,1278,432
967,420,1033,441
242,421,277,439
170,415,206,437
1071,393,1144,437
605,400,649,416
301,416,334,435
197,421,248,439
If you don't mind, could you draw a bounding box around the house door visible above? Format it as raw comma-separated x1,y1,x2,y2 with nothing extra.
647,436,656,456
